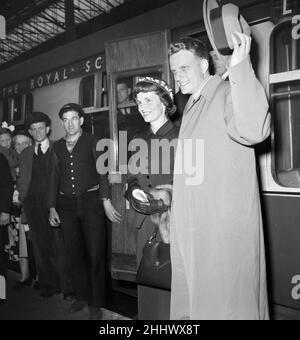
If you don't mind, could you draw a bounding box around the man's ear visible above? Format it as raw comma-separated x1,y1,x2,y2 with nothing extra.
128,88,132,96
46,126,50,135
80,117,84,126
28,129,33,137
200,58,209,74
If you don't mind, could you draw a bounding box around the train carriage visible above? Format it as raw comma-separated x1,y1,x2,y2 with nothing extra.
0,0,300,313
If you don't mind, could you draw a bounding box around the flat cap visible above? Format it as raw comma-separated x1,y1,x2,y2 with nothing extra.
26,111,51,128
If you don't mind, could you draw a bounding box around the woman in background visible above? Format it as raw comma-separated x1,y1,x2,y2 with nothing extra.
0,125,20,268
0,123,19,181
12,131,33,289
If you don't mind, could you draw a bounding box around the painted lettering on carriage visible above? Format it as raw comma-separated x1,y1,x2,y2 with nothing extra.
292,15,300,40
275,0,300,40
0,54,105,98
279,0,299,16
283,0,292,15
85,56,103,73
2,84,19,97
291,275,300,300
30,69,69,89
99,324,133,338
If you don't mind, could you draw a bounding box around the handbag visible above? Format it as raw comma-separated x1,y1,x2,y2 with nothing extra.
136,226,171,291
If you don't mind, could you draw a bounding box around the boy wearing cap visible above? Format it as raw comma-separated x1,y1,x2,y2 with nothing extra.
18,112,60,298
168,33,270,319
48,103,121,320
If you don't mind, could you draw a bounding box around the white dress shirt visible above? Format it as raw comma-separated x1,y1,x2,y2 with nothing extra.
35,138,50,155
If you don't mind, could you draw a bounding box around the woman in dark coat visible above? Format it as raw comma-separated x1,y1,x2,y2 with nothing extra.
0,153,14,302
125,77,179,320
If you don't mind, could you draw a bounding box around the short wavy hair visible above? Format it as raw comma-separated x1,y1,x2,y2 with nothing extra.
133,81,177,118
169,37,209,62
0,127,12,138
58,103,85,120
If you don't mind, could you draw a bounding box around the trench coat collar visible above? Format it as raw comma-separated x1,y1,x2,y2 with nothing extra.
184,75,222,115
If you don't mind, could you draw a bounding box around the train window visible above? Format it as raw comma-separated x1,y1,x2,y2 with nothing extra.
80,75,95,108
100,72,109,108
3,92,33,126
25,93,33,118
83,111,110,139
80,72,109,109
11,94,23,123
272,22,300,73
2,98,10,123
270,21,300,187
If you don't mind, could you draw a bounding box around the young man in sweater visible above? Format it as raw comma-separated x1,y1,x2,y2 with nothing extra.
49,103,121,320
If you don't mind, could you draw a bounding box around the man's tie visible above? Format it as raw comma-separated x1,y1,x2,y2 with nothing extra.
37,143,43,156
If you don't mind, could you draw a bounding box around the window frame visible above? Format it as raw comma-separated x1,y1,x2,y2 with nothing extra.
269,19,300,188
3,92,33,126
79,70,109,113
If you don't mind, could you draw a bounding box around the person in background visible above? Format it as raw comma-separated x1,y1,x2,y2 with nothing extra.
117,80,148,142
0,123,19,181
48,103,121,320
13,132,33,163
117,81,133,108
168,34,270,319
0,124,22,280
0,153,13,303
18,112,59,299
11,131,33,290
125,77,179,320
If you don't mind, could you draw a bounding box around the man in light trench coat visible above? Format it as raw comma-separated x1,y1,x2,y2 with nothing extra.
168,32,270,320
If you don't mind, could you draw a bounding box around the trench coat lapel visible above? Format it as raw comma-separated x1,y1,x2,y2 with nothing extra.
183,76,222,116
180,76,222,136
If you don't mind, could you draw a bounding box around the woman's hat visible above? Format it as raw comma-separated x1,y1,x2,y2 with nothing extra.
136,77,174,101
203,0,251,65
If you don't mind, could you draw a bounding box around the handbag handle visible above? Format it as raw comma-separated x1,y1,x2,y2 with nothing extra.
139,215,160,243
148,225,159,243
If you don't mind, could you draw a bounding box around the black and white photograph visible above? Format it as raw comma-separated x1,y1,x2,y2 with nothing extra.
0,0,300,323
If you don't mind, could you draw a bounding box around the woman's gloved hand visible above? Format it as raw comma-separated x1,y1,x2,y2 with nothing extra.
125,187,168,215
131,191,168,215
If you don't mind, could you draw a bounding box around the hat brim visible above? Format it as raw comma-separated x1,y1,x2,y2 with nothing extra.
203,0,251,58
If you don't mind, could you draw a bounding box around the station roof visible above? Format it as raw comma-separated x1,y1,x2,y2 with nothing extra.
0,0,177,70
0,0,128,67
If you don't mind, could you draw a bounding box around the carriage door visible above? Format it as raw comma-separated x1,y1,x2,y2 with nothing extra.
105,30,171,284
